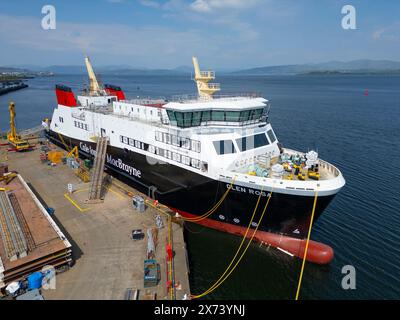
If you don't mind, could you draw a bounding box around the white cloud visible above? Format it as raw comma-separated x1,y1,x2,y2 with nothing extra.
138,0,161,8
372,23,400,41
0,14,242,67
190,0,259,13
190,0,211,13
372,28,386,40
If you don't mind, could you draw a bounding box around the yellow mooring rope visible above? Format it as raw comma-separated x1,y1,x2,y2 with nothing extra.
191,188,273,299
181,176,237,222
295,190,319,300
144,176,237,223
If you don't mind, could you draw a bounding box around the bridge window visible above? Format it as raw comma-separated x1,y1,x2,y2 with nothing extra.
192,111,202,126
236,133,269,152
213,140,236,155
239,110,250,122
225,111,240,122
267,129,276,143
167,107,267,128
183,112,192,127
175,112,184,127
167,110,175,120
201,110,211,122
251,109,263,120
211,110,225,121
238,109,263,122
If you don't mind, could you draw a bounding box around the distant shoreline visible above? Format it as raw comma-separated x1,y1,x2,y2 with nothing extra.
300,70,400,75
0,80,29,96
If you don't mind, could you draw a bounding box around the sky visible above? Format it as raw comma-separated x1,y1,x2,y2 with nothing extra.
0,0,399,69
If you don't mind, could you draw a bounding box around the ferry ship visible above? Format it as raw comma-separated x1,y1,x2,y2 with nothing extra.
45,57,345,264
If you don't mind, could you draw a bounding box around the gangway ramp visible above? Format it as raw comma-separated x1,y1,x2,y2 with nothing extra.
87,136,108,203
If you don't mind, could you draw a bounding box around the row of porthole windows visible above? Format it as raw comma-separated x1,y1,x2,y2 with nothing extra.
120,135,202,169
218,214,258,227
155,131,201,153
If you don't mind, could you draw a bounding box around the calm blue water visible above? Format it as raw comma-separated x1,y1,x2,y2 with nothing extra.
1,74,399,299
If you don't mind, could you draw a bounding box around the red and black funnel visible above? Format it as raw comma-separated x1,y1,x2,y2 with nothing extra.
55,84,77,107
104,84,125,101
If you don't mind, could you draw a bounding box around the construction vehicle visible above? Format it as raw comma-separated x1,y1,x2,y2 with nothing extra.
7,102,32,152
0,172,17,185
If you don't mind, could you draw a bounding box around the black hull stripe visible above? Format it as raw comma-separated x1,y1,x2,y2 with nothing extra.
46,130,336,238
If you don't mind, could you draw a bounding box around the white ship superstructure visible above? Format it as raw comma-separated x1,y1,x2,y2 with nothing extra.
46,56,345,264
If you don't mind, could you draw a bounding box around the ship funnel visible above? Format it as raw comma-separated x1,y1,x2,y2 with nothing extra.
192,56,220,99
104,84,126,101
84,56,105,96
55,84,77,107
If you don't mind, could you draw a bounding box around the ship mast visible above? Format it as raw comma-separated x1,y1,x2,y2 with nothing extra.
192,57,220,99
84,56,105,96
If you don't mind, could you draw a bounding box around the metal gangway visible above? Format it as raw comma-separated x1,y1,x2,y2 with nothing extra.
87,136,108,202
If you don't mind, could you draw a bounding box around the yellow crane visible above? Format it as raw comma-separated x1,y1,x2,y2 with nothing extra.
7,102,32,151
84,56,106,96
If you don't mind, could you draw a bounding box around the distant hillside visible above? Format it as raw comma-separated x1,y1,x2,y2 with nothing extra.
233,60,400,75
100,68,188,76
305,69,400,75
5,59,400,76
0,66,30,73
27,65,191,75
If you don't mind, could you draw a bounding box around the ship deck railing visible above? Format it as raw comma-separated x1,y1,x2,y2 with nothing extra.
283,148,341,178
169,92,262,103
84,105,270,129
230,149,340,182
114,92,263,106
84,106,168,127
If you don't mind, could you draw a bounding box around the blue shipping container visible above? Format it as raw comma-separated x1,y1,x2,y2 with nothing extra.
27,272,43,290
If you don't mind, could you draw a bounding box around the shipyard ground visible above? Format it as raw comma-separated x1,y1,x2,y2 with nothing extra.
1,139,190,300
